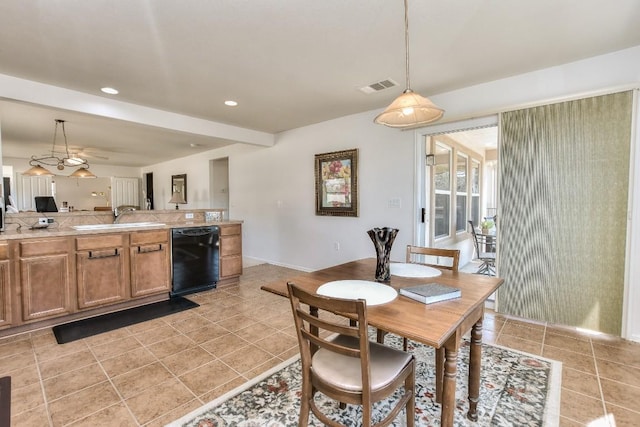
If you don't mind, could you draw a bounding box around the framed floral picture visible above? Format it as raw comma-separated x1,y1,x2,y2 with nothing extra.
315,149,358,217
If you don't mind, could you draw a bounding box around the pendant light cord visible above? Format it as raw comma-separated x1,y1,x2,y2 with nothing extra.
404,0,411,91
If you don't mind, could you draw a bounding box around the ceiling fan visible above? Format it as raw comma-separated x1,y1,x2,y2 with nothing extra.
67,147,110,161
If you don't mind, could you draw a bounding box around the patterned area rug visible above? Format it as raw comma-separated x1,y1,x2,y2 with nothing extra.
168,336,561,427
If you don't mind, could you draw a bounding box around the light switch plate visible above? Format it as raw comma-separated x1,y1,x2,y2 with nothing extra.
185,213,194,219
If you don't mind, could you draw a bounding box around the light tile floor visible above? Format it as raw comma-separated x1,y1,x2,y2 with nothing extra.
2,264,639,426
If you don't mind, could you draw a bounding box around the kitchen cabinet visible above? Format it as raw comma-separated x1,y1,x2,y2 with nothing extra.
0,244,11,329
76,234,127,309
130,230,170,297
219,224,242,283
19,238,74,322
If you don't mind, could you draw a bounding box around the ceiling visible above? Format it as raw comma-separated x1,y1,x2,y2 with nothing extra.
1,0,639,167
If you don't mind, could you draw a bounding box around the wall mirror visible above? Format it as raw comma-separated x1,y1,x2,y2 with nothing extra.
171,174,187,202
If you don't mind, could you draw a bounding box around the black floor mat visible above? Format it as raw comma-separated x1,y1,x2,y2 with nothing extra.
52,297,199,344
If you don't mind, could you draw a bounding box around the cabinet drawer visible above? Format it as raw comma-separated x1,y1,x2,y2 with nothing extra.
0,244,8,260
219,224,241,236
20,238,68,257
76,234,126,251
130,230,169,245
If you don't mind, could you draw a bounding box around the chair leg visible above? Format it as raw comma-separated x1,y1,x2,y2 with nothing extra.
376,329,387,344
403,338,408,352
406,366,416,427
299,384,311,426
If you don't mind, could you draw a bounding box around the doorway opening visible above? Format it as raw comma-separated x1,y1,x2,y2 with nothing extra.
209,157,229,217
418,118,498,273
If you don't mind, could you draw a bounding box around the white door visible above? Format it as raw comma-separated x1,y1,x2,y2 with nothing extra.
111,177,140,208
15,174,53,211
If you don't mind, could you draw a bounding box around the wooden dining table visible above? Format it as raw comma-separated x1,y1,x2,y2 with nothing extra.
260,258,504,427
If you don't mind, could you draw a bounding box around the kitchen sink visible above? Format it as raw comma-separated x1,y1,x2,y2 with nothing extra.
72,222,165,230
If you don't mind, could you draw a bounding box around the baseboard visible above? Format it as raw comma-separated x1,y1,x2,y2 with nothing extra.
243,256,313,272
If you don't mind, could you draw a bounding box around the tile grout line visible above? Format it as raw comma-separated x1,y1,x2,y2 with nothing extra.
84,337,143,426
588,338,609,420
31,334,55,427
540,322,547,355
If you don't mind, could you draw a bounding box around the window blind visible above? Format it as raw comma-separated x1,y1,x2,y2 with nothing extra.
497,91,633,335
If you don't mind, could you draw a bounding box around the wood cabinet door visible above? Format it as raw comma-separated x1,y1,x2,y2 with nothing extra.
220,255,243,278
20,254,72,321
0,260,11,329
130,243,170,297
218,224,243,280
76,248,126,309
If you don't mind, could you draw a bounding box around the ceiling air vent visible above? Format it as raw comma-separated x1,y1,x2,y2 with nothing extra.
359,79,398,94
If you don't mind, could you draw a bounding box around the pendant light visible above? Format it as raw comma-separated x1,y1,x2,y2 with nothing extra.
69,166,96,178
23,119,96,178
23,164,55,176
374,0,444,128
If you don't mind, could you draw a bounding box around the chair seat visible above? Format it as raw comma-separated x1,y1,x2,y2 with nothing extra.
312,334,413,392
479,252,496,260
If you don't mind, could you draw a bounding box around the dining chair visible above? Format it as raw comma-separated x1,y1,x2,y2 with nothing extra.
405,245,460,271
468,220,497,276
287,282,416,427
377,245,460,351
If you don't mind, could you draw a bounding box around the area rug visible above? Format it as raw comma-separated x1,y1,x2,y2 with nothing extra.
168,335,561,427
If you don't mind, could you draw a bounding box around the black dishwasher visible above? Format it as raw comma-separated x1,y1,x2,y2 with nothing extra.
171,226,219,296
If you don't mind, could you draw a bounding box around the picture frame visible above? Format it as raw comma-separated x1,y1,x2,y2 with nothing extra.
315,149,358,217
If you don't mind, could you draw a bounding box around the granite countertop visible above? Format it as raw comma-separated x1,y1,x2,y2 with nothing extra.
0,220,243,241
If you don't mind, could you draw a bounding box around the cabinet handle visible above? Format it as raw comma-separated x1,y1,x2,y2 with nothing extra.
88,249,119,259
138,244,163,253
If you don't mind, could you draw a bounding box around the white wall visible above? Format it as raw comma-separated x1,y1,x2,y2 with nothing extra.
143,113,417,271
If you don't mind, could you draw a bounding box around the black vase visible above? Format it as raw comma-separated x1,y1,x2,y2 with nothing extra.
367,227,399,282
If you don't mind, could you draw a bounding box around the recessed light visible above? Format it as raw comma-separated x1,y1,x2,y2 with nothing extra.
224,100,238,107
101,87,119,95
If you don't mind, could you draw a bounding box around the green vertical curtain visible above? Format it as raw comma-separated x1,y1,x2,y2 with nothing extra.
498,91,633,335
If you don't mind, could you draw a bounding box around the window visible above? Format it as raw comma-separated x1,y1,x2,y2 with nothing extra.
433,143,451,239
455,154,468,233
471,160,480,226
428,135,483,242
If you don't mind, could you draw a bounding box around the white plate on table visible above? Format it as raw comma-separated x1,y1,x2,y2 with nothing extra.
390,263,442,278
316,280,397,306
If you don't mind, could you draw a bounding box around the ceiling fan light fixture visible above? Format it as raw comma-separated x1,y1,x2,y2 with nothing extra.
374,0,444,129
66,156,85,166
23,119,97,178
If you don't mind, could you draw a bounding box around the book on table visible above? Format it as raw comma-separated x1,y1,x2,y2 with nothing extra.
399,283,461,304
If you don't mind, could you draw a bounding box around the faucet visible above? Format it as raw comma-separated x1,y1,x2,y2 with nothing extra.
113,205,137,223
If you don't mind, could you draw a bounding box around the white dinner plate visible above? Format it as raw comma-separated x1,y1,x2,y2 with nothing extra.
390,263,442,278
316,280,397,306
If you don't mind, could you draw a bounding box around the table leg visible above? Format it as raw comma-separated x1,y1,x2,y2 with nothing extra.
467,318,483,421
440,341,458,427
435,347,444,403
